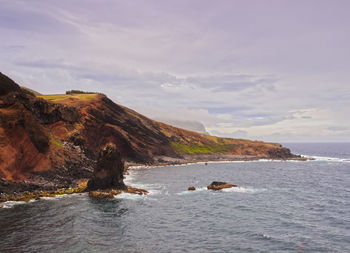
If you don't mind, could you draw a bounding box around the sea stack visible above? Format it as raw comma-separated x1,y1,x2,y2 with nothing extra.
87,143,126,191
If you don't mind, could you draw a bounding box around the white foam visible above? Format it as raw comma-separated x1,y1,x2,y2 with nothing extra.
114,192,145,200
305,155,350,162
196,159,305,164
221,186,264,193
176,187,207,195
40,193,85,201
124,168,166,196
127,158,310,172
205,156,350,164
0,199,36,209
119,170,164,199
41,194,69,200
0,193,87,208
259,233,272,239
176,186,265,195
145,188,162,196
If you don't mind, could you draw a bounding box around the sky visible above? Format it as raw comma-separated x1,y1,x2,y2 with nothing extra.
1,0,349,142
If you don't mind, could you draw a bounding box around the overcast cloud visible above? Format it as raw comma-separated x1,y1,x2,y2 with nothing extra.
1,0,349,142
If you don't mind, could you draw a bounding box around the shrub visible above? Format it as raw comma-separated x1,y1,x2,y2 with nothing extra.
21,88,36,97
66,90,103,95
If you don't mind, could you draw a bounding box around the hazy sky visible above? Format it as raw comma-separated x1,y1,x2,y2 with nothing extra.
1,0,349,142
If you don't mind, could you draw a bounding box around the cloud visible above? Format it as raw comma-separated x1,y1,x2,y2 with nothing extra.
187,75,277,92
328,126,349,132
211,129,248,139
1,0,350,142
0,2,76,34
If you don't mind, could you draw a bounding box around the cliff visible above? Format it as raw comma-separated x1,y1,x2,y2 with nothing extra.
0,72,298,197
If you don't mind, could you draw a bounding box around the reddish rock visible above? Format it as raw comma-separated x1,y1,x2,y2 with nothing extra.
207,181,237,190
188,186,196,191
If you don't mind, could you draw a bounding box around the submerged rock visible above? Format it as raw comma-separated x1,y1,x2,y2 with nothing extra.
126,186,148,195
89,186,148,199
89,190,121,199
188,186,196,191
207,181,237,190
87,143,126,191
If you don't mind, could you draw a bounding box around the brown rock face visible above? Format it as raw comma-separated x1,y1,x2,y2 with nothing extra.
87,143,126,191
188,186,196,191
267,147,295,158
0,72,21,96
207,181,237,190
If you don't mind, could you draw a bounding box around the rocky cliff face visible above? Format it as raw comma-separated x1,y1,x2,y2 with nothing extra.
0,72,21,96
0,72,298,196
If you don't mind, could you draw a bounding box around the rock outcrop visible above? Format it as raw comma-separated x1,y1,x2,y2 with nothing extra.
89,186,148,199
188,186,196,191
207,181,237,190
0,72,21,96
87,143,126,191
267,147,294,158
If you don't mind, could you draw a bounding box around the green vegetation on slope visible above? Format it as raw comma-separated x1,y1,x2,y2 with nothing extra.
66,90,102,95
20,87,36,97
51,137,62,147
38,93,98,102
171,142,238,155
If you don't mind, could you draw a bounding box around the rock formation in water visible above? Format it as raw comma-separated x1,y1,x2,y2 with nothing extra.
87,143,126,191
207,181,237,190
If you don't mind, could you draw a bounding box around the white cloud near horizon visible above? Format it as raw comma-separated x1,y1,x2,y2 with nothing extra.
1,0,350,142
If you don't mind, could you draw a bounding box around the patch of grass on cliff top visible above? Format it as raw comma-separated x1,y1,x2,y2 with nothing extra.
38,93,98,102
171,142,238,155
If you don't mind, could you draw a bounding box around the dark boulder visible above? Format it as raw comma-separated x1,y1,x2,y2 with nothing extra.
69,131,85,146
23,97,80,124
268,147,294,158
87,143,126,191
207,181,237,190
188,186,196,191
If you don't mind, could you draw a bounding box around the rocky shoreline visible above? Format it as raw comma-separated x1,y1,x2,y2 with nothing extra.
0,155,310,204
127,154,309,168
0,143,145,204
0,72,307,205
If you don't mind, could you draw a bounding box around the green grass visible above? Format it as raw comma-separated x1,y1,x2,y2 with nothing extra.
51,138,62,147
38,93,98,102
38,94,71,101
171,142,238,155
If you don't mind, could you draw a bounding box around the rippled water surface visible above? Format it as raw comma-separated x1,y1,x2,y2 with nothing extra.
1,143,350,252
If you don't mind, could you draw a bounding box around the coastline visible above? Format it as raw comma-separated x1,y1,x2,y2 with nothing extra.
0,180,89,206
6,152,349,207
126,154,310,169
0,155,309,206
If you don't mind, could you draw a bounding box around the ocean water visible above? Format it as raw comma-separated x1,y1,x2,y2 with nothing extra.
0,143,349,252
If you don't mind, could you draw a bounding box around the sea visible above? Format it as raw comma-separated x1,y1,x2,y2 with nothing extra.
0,143,349,252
